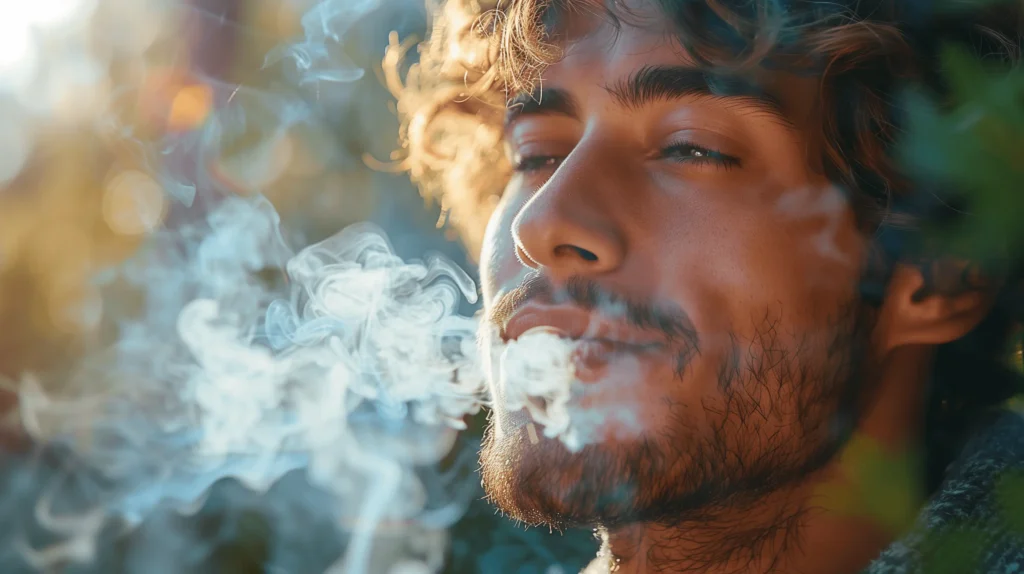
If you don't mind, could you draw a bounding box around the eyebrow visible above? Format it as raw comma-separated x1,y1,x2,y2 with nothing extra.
505,86,580,127
504,65,794,129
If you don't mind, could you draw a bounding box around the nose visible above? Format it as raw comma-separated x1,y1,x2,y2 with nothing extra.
511,149,627,277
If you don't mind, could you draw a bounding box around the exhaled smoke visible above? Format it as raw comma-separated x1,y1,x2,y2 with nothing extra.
497,331,646,453
12,192,592,571
264,0,381,85
16,195,490,572
10,195,592,571
497,331,580,448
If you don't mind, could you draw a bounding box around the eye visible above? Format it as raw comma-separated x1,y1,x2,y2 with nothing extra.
511,155,564,173
660,141,741,169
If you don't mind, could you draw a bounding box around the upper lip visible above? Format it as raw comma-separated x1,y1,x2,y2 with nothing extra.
501,303,665,348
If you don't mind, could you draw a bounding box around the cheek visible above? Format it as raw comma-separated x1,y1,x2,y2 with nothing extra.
775,186,865,278
480,190,522,299
631,184,864,394
680,186,863,330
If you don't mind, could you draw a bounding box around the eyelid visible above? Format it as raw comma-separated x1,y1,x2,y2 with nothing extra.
657,129,744,157
660,139,732,159
505,135,572,167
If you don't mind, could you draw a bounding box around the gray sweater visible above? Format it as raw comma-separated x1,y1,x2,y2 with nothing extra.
864,410,1024,574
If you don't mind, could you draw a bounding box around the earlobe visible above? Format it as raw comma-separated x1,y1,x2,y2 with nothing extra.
878,262,997,352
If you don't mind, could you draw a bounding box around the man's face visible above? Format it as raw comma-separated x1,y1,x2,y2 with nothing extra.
478,3,878,529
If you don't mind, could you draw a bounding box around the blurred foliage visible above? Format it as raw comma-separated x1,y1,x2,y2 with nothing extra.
900,466,1024,574
819,434,923,535
995,471,1024,534
896,34,1024,572
920,527,990,574
901,44,1024,264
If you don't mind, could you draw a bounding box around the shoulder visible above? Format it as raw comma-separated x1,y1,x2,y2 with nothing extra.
866,409,1024,574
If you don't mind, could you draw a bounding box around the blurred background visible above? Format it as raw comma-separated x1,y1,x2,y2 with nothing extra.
0,0,598,571
0,0,467,387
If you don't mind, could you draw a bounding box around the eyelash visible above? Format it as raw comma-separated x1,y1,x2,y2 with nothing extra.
511,155,561,173
511,141,741,173
661,141,741,169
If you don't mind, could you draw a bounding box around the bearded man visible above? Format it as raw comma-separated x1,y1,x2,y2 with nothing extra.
395,1,1024,572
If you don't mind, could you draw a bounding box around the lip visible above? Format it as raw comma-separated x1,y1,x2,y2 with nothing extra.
502,304,665,351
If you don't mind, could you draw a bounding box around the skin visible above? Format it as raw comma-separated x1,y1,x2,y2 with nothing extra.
475,2,994,573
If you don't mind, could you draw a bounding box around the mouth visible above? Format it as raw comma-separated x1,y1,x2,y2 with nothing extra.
497,304,672,442
501,304,666,353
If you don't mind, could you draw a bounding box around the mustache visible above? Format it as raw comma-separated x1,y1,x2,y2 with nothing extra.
487,274,700,348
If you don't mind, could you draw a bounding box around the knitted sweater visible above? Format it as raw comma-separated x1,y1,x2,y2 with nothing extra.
864,410,1024,574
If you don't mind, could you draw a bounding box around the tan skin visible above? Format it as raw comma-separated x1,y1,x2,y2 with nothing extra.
476,2,994,573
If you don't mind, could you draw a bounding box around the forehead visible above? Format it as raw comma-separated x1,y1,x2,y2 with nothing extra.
537,0,821,128
553,0,678,61
555,0,672,33
536,5,815,130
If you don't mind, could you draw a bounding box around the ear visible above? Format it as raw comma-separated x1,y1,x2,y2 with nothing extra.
878,261,998,352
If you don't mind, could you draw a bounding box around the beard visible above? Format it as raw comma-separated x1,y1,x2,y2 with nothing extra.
479,298,878,531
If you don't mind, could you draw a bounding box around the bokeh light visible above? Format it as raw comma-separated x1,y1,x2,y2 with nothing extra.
0,101,33,185
0,0,96,93
167,84,214,131
102,170,168,236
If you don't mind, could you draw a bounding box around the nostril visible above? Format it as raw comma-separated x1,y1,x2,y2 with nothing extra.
577,248,598,262
555,244,599,262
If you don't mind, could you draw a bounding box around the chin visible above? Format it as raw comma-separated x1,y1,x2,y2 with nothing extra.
479,405,661,529
478,341,680,527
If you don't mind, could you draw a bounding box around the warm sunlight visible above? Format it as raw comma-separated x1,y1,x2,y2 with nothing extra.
0,0,93,91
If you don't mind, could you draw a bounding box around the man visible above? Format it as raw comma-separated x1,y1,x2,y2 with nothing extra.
393,0,1024,572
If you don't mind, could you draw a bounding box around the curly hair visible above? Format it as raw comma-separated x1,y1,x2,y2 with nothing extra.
388,0,1024,491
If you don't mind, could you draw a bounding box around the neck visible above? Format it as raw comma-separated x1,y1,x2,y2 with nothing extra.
596,345,934,574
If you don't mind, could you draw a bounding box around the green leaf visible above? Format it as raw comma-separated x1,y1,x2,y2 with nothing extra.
899,43,1024,264
819,434,923,535
920,527,987,574
994,470,1024,534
